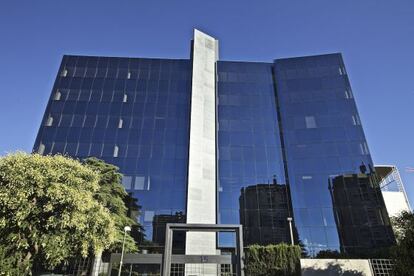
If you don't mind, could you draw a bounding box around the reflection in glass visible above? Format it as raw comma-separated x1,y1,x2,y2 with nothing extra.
274,53,395,255
34,56,191,252
329,172,395,255
239,181,292,245
152,212,186,253
34,53,397,257
217,61,287,249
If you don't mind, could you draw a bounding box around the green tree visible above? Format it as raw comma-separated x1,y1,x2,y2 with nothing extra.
0,153,116,273
391,211,414,276
244,243,301,276
0,244,30,275
83,157,139,252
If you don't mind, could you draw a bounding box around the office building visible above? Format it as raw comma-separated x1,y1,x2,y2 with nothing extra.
33,29,395,256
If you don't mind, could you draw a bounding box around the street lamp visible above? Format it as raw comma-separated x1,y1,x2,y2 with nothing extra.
287,217,294,245
118,226,132,276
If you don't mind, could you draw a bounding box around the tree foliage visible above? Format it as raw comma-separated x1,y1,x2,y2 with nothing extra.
0,244,30,275
391,211,414,276
83,157,139,253
244,243,301,276
0,153,116,273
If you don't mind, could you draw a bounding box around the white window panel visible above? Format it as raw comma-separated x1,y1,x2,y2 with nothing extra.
45,116,54,127
113,145,119,157
54,90,61,101
135,176,146,190
144,211,154,222
61,69,68,77
38,144,45,155
122,176,132,190
352,115,357,125
305,116,317,129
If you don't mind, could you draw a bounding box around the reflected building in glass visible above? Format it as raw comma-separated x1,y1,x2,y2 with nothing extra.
152,212,186,252
329,173,394,255
33,29,395,256
239,179,292,245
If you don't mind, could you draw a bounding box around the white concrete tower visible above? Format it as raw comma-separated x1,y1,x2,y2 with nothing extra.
185,29,219,274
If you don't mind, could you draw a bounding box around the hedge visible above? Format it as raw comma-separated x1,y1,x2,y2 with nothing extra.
244,243,301,276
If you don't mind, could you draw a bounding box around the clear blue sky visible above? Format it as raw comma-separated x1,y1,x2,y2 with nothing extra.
1,0,413,204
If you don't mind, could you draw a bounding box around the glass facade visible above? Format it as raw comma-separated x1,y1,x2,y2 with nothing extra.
217,61,287,246
34,51,394,256
34,55,192,250
274,54,394,255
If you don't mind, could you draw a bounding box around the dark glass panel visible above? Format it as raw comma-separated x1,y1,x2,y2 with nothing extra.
274,54,394,255
217,61,287,247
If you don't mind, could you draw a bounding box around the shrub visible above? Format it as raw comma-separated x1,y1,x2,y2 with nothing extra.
244,243,301,276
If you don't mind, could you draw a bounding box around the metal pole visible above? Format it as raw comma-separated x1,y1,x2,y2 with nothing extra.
236,225,245,276
118,229,127,276
162,224,173,276
287,217,294,245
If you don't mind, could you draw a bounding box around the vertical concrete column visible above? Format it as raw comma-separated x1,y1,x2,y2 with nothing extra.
186,29,218,273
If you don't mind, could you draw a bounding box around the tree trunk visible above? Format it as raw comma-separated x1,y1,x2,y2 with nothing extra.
24,251,32,262
90,250,103,276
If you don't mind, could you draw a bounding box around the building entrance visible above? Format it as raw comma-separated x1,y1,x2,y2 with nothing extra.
107,224,244,276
